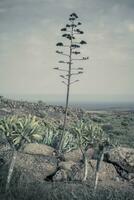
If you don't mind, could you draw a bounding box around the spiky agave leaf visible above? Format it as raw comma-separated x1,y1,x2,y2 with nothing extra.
31,134,43,141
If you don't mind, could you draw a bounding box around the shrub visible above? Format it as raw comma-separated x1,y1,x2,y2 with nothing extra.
121,121,128,127
101,124,113,132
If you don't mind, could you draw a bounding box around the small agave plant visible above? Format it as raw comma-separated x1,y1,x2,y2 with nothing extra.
71,120,108,148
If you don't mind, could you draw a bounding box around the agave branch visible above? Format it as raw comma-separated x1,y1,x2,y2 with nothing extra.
72,57,89,61
70,79,79,85
56,42,64,46
71,41,87,46
58,61,73,64
53,67,68,72
62,81,68,85
80,40,87,45
56,50,63,54
71,67,84,70
73,31,84,35
56,50,70,57
71,44,80,48
72,51,81,55
56,43,70,48
70,71,83,76
60,75,68,80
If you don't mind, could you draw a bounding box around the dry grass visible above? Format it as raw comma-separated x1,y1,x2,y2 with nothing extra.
0,180,134,200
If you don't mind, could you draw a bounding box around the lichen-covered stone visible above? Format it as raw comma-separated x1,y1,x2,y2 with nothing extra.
23,143,55,156
104,147,134,173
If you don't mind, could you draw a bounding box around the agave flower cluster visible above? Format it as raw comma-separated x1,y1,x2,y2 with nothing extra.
54,12,89,87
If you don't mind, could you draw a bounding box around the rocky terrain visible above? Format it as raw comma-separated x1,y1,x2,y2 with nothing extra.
0,141,134,200
0,96,134,199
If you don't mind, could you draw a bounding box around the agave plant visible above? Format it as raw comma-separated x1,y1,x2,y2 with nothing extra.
69,120,110,182
0,115,45,150
70,120,109,149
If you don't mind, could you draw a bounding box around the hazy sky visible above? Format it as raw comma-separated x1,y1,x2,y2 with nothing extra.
0,0,134,101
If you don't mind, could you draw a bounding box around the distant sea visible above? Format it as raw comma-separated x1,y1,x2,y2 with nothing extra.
2,94,134,111
50,101,134,111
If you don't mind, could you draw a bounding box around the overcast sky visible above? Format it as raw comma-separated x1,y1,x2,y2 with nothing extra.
0,0,134,102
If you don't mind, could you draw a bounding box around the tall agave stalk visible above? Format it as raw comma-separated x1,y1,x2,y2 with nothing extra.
54,13,89,152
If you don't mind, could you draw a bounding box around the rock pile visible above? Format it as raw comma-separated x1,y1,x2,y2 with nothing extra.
0,142,134,190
